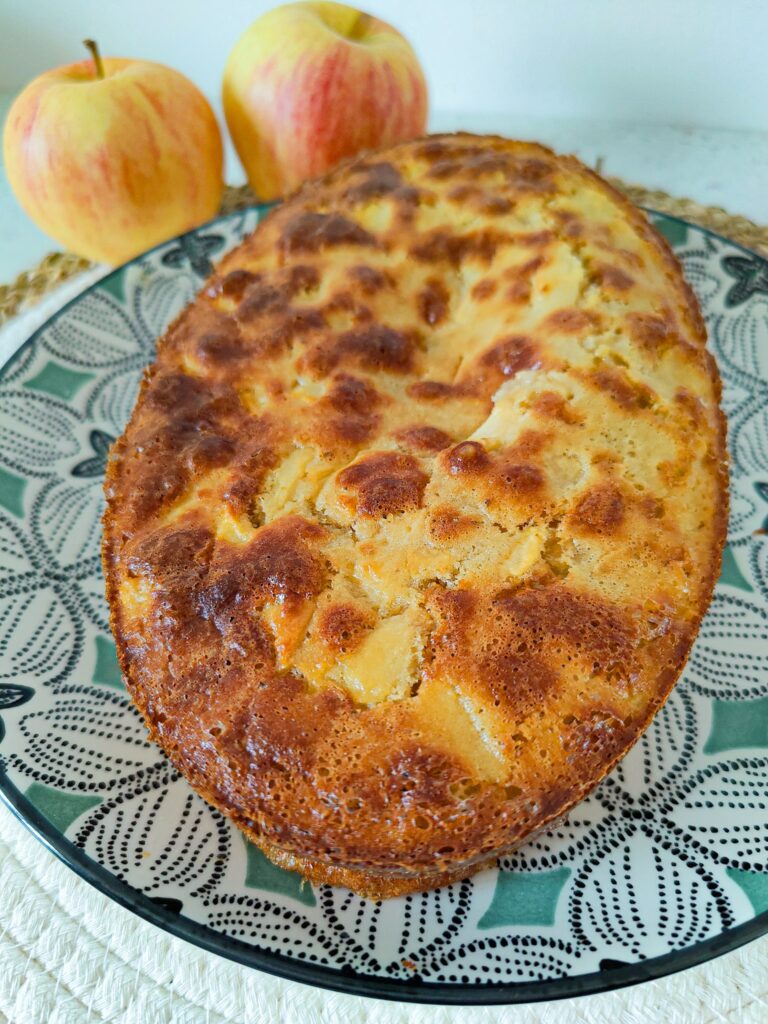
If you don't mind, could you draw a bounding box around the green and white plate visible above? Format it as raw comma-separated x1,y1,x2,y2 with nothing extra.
0,207,767,1005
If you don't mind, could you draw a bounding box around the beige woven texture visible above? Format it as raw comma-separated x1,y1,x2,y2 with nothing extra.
1,184,768,1023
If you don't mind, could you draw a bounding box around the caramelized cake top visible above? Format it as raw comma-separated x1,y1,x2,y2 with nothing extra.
103,134,727,888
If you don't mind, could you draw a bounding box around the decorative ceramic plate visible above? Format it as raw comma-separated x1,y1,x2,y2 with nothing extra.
1,207,767,1005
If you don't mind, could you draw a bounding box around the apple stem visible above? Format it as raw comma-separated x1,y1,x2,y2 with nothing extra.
349,12,371,40
83,39,105,80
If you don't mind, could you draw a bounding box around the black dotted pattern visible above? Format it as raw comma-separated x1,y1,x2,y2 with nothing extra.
426,935,577,984
688,593,768,700
75,766,231,897
10,686,162,792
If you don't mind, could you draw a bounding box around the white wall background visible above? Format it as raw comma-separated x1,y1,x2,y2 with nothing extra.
1,0,767,131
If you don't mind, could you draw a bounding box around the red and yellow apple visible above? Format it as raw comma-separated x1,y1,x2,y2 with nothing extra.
223,1,428,200
3,42,223,265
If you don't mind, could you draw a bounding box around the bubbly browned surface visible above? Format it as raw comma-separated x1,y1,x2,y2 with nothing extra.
103,134,728,898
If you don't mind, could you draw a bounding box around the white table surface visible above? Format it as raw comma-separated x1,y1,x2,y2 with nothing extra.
2,91,768,284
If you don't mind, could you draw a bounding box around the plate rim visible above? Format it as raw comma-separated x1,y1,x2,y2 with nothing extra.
1,205,766,1006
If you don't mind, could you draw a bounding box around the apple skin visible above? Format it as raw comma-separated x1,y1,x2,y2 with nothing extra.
223,1,428,201
3,58,223,265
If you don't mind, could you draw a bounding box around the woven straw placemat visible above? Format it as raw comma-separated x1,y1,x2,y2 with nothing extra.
1,183,768,1024
1,179,767,326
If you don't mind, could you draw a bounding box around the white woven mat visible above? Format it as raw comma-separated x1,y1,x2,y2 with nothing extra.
2,281,768,1024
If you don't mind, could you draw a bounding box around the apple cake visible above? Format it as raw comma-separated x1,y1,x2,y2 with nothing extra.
103,134,728,898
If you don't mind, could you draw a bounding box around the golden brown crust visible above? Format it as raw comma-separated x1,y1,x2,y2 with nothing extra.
103,133,728,898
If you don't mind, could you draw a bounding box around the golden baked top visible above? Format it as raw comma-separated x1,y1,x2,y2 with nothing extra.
103,134,727,885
